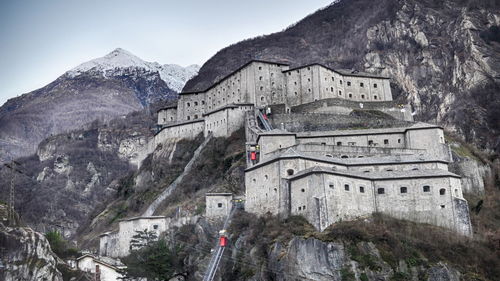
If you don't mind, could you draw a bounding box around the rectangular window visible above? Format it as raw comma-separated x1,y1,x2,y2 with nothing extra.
347,81,351,86
384,139,389,144
360,82,364,87
377,188,385,194
344,184,350,191
373,83,378,88
423,186,431,192
359,186,365,193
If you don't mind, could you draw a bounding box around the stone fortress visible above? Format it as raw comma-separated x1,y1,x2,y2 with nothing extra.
97,59,472,262
154,59,472,236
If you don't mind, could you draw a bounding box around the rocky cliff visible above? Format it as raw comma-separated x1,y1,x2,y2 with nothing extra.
0,107,157,238
0,48,199,163
184,0,500,154
0,224,63,281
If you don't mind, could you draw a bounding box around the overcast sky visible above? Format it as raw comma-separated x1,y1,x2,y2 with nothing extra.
0,0,333,106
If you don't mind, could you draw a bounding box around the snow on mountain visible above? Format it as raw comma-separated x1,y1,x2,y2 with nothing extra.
66,48,200,92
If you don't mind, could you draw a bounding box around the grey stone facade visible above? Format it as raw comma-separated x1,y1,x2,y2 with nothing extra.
151,59,472,236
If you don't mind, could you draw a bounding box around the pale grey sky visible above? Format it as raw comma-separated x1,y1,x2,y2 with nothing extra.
0,0,333,106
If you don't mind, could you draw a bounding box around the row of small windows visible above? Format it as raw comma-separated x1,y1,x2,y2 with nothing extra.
186,115,199,120
329,184,447,195
186,101,205,107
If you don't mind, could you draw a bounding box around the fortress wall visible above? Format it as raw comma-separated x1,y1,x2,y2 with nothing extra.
288,172,468,233
290,173,375,230
263,143,424,159
284,68,302,106
177,92,206,121
373,177,462,232
270,113,409,132
291,97,397,112
157,108,177,125
245,161,282,215
406,128,448,158
348,162,449,173
204,105,252,137
295,132,407,148
165,108,177,124
257,135,296,160
253,62,287,107
155,120,204,145
157,109,168,125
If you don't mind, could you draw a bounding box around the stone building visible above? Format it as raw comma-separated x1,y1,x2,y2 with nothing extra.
150,58,472,236
99,215,198,258
205,193,233,219
244,125,471,235
153,59,393,143
76,254,124,281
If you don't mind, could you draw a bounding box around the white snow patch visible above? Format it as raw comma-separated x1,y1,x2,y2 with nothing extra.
66,48,200,92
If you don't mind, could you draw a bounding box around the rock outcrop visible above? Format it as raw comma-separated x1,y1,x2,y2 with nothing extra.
0,224,63,281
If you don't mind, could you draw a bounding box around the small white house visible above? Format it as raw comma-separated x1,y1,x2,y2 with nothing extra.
77,254,124,281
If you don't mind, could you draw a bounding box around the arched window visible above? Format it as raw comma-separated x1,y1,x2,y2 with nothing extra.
359,186,365,193
423,185,431,192
301,188,305,193
439,188,446,195
341,155,349,158
344,184,350,191
187,102,190,107
400,187,408,193
287,169,294,176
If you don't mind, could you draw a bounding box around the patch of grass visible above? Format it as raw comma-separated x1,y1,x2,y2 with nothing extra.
108,202,128,225
340,267,355,281
390,272,411,281
348,244,381,271
316,214,499,280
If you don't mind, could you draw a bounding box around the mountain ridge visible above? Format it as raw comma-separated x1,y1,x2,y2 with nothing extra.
183,0,500,153
0,48,199,163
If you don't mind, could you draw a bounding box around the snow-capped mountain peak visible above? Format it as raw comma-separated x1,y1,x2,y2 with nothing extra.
66,48,200,92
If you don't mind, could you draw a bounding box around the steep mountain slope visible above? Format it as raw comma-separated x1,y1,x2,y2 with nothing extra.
0,48,199,163
0,107,157,238
184,0,500,154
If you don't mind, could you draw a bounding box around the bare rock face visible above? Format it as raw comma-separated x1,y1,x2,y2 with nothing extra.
266,237,461,281
184,0,500,153
0,224,63,281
